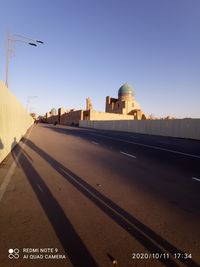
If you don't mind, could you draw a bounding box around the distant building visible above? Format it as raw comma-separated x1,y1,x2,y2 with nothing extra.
45,83,146,125
105,83,146,120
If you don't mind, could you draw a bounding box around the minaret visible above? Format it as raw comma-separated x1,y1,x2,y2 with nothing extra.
86,97,93,110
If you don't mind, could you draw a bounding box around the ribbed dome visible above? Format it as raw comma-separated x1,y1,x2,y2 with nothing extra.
118,83,134,99
118,83,134,98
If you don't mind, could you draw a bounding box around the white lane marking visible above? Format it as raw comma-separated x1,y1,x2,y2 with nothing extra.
192,177,200,182
0,125,34,202
91,141,99,145
37,184,43,192
120,151,136,159
88,133,200,159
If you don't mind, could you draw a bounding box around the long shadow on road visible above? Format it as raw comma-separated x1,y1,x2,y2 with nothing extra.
13,147,99,267
47,125,200,215
21,137,200,267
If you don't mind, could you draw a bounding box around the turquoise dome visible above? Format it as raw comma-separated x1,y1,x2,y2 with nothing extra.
118,83,134,97
50,108,57,115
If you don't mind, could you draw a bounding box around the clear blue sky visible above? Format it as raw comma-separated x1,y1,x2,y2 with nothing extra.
0,0,200,118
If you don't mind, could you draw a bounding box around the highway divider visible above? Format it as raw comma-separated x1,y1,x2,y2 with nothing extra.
79,119,200,140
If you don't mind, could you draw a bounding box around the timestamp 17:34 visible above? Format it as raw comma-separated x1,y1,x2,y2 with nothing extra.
132,252,192,260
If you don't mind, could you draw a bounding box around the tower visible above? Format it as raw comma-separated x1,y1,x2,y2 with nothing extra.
86,97,93,110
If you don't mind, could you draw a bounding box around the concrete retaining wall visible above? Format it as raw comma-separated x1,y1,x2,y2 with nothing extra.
79,119,200,140
0,81,33,163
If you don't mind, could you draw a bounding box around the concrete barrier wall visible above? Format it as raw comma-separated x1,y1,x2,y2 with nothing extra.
79,119,200,140
0,81,33,163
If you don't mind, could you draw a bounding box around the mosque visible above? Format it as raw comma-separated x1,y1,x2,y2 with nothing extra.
105,83,146,119
45,83,146,125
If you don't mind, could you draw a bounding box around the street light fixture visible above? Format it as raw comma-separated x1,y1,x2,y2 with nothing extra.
13,34,44,45
36,40,44,44
5,32,44,87
28,43,37,46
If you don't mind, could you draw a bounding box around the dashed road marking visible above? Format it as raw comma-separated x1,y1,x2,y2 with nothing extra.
120,151,136,159
37,184,43,192
192,177,200,182
91,141,99,145
88,132,200,159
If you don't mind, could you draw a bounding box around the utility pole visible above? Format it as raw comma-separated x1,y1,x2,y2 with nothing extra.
26,96,37,113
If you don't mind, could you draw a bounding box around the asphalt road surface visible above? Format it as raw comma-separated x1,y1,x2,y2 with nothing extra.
0,123,200,267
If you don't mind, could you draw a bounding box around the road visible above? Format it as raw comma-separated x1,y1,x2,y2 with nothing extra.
0,123,200,267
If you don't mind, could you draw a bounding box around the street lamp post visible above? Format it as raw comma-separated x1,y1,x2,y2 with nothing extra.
26,95,38,113
5,32,44,88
